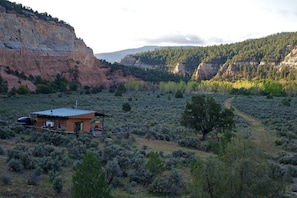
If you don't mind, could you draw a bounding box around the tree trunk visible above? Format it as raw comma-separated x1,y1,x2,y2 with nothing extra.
201,131,208,141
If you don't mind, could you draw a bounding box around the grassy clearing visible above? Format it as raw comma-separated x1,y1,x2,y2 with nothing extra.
135,136,211,157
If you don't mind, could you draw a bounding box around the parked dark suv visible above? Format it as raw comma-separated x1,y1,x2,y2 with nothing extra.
17,117,34,126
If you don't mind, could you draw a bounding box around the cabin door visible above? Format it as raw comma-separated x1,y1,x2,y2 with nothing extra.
74,122,83,138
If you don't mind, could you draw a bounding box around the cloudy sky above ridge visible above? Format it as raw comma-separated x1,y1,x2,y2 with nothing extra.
11,0,297,53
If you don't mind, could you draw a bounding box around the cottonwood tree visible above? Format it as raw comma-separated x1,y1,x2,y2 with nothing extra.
191,138,287,197
181,95,234,140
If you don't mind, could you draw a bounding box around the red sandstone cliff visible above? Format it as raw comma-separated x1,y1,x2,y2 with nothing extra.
0,3,132,91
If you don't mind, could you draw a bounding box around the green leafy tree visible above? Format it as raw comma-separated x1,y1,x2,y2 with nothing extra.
263,80,285,96
175,90,183,98
181,95,234,140
53,74,68,92
72,152,110,198
16,85,30,95
146,152,165,177
122,102,131,112
191,156,225,197
191,138,287,197
0,75,8,93
36,84,53,94
115,84,127,96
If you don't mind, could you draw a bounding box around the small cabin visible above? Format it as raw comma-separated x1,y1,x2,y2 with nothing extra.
31,108,106,134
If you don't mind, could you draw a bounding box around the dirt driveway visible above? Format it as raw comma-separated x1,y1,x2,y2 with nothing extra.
224,97,276,155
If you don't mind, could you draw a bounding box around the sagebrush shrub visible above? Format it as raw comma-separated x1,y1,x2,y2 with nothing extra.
78,133,93,148
52,176,63,193
122,102,131,112
72,160,82,170
178,137,201,149
101,144,123,164
8,159,24,172
29,132,70,146
0,146,4,155
48,170,60,182
171,150,195,166
105,158,123,186
27,172,41,186
0,127,15,139
32,143,54,157
7,144,34,169
148,169,183,196
67,140,87,160
0,175,11,185
36,156,61,173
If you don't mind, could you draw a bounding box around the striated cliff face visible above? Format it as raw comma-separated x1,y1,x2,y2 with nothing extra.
192,62,221,81
120,55,155,69
0,5,132,91
280,48,297,68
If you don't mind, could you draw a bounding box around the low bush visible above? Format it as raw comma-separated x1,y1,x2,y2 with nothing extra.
48,170,60,182
170,150,195,166
287,165,297,177
52,176,63,193
32,143,55,157
67,140,87,160
281,98,291,106
27,172,42,186
78,133,94,149
148,169,183,196
122,102,131,112
279,154,297,165
7,144,34,169
178,137,201,149
175,90,183,98
105,158,123,186
0,146,4,155
29,132,70,146
72,160,82,170
131,129,146,136
165,157,178,169
0,175,11,185
8,159,24,172
51,148,68,167
0,126,15,139
35,156,61,173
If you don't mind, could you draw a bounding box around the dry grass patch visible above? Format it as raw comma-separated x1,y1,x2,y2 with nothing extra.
134,136,211,157
224,97,277,155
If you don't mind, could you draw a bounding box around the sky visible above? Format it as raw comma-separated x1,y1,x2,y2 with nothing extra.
11,0,297,53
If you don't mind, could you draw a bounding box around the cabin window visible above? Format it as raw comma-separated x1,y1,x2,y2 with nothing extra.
46,120,54,127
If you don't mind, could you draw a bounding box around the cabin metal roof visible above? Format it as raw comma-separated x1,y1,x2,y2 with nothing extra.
31,108,96,118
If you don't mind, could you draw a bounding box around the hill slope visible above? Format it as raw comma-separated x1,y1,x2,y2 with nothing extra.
95,46,160,63
95,46,195,63
119,32,297,81
0,1,133,91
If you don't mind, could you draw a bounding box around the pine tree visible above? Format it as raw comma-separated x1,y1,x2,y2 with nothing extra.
72,152,110,198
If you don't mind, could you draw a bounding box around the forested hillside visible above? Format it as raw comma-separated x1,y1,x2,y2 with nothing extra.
120,32,297,81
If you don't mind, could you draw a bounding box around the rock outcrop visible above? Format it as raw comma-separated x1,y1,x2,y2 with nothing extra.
192,62,221,81
0,3,133,91
120,55,154,69
281,48,297,68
